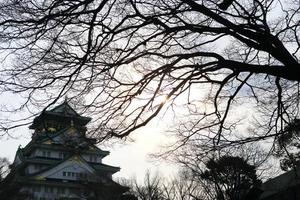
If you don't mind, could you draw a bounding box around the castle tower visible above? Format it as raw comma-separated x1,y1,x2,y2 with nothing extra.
1,101,128,200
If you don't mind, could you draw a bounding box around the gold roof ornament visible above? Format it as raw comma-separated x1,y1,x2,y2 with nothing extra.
48,127,56,132
68,120,77,135
35,176,46,181
44,140,52,144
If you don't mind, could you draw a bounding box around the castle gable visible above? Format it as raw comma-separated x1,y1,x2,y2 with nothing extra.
34,155,99,182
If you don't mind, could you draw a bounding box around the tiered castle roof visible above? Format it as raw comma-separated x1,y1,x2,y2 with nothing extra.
1,101,128,199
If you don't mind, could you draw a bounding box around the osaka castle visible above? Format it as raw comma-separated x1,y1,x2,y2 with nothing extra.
1,101,132,200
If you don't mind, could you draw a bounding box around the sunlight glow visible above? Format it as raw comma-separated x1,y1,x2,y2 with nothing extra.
155,95,169,105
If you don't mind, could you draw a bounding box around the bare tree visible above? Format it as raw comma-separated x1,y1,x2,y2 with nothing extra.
121,170,206,200
134,171,164,200
120,171,164,200
163,171,208,200
0,0,299,152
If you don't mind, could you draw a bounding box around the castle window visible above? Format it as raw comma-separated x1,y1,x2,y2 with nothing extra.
33,186,40,192
59,152,67,159
89,155,97,163
57,187,65,194
42,150,51,158
45,186,53,193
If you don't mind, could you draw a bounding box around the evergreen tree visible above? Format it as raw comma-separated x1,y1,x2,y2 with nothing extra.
200,156,261,200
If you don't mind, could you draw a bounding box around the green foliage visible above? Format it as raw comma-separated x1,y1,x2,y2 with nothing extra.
201,156,261,200
275,119,300,171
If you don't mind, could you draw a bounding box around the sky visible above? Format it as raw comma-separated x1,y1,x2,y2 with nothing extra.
105,124,179,181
